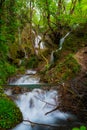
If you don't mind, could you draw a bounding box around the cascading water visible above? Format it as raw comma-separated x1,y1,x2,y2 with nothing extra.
35,35,45,54
11,89,74,130
6,70,78,130
58,32,70,50
10,70,40,85
50,32,71,64
50,51,55,65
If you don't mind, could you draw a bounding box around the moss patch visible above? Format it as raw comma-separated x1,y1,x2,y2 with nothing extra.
0,86,23,130
26,55,38,68
40,54,80,83
56,54,81,80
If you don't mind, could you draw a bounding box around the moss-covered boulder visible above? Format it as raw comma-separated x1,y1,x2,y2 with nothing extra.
0,86,23,130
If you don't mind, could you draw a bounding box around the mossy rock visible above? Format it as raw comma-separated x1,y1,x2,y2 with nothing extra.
0,88,23,129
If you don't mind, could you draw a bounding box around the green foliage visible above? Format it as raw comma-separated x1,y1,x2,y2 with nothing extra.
0,88,23,129
0,61,16,85
72,128,80,130
56,54,81,80
0,0,19,85
0,86,4,95
72,125,87,130
27,55,38,68
0,97,23,129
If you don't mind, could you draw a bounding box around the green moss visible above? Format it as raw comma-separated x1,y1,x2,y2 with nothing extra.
0,86,4,94
56,54,81,80
0,87,23,129
27,55,38,68
0,61,16,85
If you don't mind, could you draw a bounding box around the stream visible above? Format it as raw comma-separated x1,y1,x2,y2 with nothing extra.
5,70,82,130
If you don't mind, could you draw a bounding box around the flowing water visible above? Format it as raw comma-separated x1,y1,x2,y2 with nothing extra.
10,70,40,85
35,35,45,54
50,32,71,64
5,70,81,130
59,32,70,50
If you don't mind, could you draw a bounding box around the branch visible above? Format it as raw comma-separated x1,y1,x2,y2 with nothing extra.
23,119,65,128
34,95,56,107
45,106,59,115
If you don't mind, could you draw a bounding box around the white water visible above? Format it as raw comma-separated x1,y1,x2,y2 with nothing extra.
59,32,70,50
10,75,40,85
50,32,71,64
7,70,76,130
35,35,45,54
10,70,39,85
50,51,55,64
25,70,37,75
11,89,73,130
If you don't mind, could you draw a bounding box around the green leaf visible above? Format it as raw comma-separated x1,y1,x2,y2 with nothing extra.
80,126,87,130
72,128,80,130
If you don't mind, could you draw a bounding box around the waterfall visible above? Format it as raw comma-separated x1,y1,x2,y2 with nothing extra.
50,32,71,64
59,32,70,50
10,70,40,85
35,35,45,54
50,51,55,65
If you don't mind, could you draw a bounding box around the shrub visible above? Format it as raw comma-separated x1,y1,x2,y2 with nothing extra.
72,125,87,130
0,61,16,85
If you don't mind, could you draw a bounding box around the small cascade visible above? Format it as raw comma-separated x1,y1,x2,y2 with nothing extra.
59,32,70,50
35,35,45,54
6,69,78,130
10,70,40,85
50,32,71,64
11,89,75,130
50,51,55,65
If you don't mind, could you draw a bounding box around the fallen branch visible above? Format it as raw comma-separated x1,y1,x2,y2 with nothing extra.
23,119,65,128
34,95,56,107
45,106,59,115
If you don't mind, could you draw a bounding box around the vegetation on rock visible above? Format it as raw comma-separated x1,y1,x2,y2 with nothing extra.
0,86,23,130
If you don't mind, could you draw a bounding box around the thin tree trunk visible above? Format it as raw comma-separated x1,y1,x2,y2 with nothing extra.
29,0,36,55
70,0,77,14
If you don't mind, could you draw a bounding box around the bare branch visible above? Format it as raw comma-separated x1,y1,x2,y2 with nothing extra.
34,95,56,107
23,119,66,128
45,106,59,115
